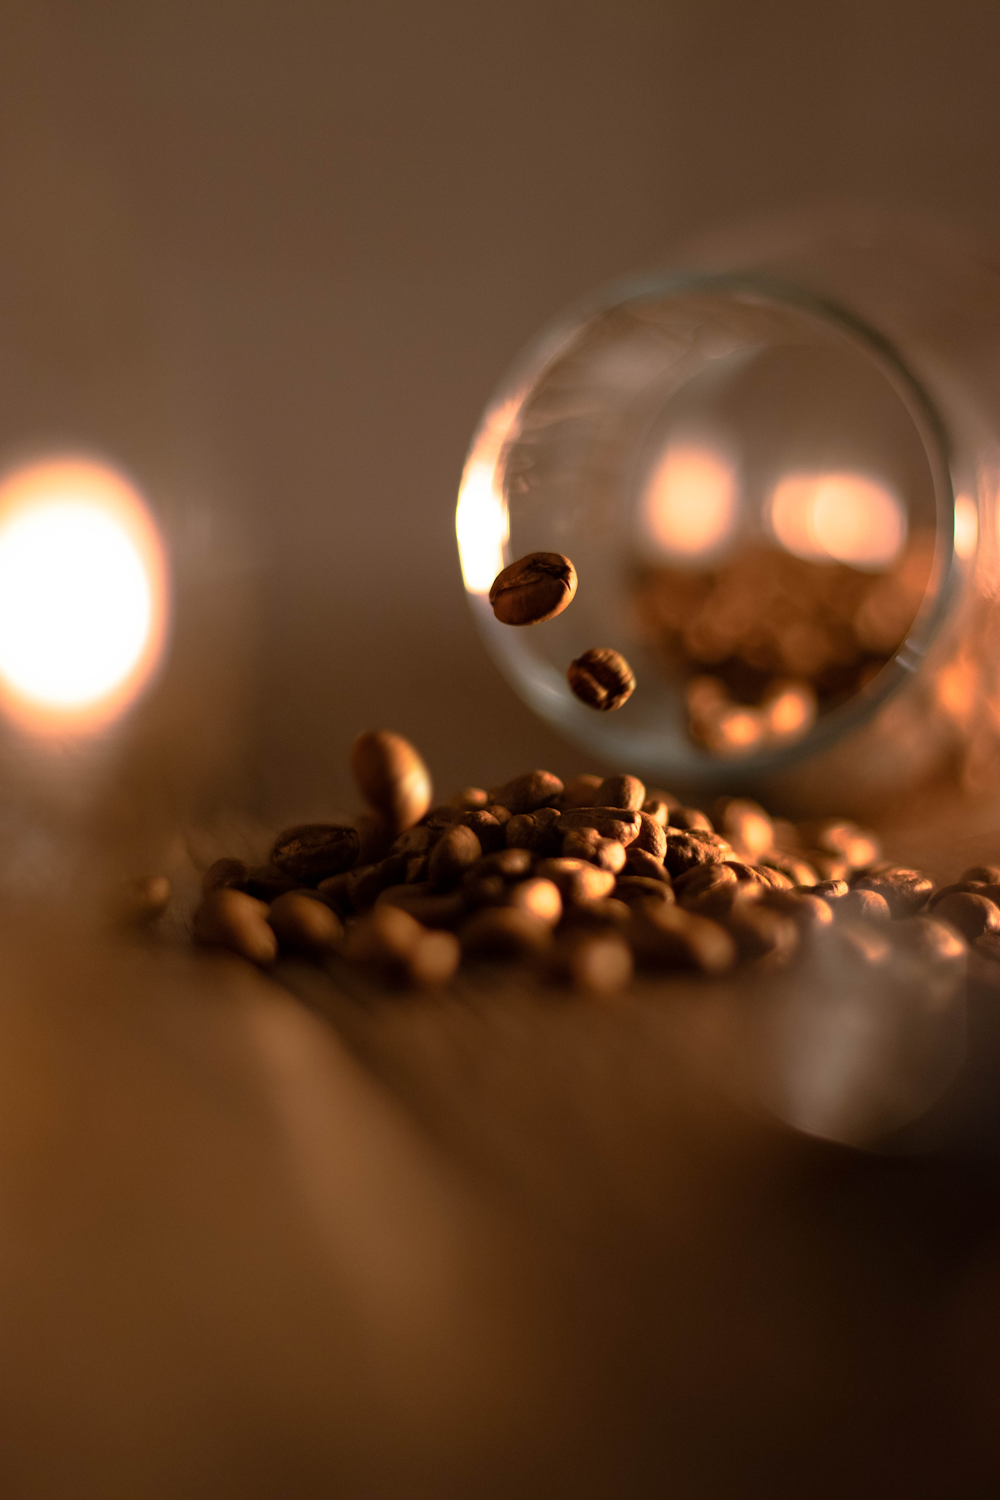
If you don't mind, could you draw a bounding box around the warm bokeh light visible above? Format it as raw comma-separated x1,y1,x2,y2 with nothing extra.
641,444,738,559
954,493,978,560
768,471,907,570
456,398,517,594
0,458,168,729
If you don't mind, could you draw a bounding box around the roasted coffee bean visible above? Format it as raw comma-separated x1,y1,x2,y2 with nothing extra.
806,820,881,871
348,856,408,911
962,864,1000,885
390,825,439,858
567,648,635,712
428,824,482,888
928,881,987,909
759,853,817,886
193,889,278,966
720,860,765,885
505,877,563,926
838,888,892,923
632,812,667,862
540,932,634,993
202,857,249,895
760,890,834,929
451,787,488,811
932,892,1000,941
622,847,670,882
561,828,627,873
317,871,354,912
594,774,646,811
667,807,713,833
836,922,893,967
630,904,736,973
685,879,762,922
750,865,794,891
115,875,172,928
489,769,563,815
723,905,799,963
973,931,1000,963
268,891,344,957
853,866,933,918
489,552,578,626
899,915,967,964
460,907,552,961
470,848,535,881
641,798,672,828
535,857,616,904
408,930,461,987
355,812,396,865
713,798,773,858
342,904,424,982
614,875,676,906
807,878,849,900
245,864,300,902
559,897,632,930
559,807,642,845
674,862,739,904
456,809,507,853
506,807,563,856
462,874,507,909
351,730,432,833
663,831,730,878
377,884,466,929
562,773,603,809
271,824,360,884
421,805,460,830
805,851,850,883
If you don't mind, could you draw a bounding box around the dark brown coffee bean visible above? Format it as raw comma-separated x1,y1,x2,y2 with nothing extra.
202,857,249,895
622,847,670,882
377,884,467,929
723,905,799,962
760,890,834,929
759,854,817,887
354,812,396,865
469,848,534,881
462,874,507,909
389,825,439,859
460,907,552,960
932,892,1000,941
663,831,730,878
421,805,460,830
561,828,627,873
559,807,642,845
674,862,739,904
962,864,1000,885
630,904,736,973
245,864,301,902
342,904,424,982
561,773,603,809
456,809,507,853
666,806,713,833
973,931,1000,963
489,552,578,626
348,856,408,911
567,648,635,712
631,812,666,862
193,889,278,966
505,877,563,926
594,774,646,811
928,881,987,909
899,915,967,964
317,871,354,912
268,891,344,957
559,897,632,930
838,889,892,923
641,798,672,828
750,865,794,891
505,807,563,856
540,932,634,993
614,875,676,906
114,875,172,928
351,730,432,833
428,824,482,888
685,880,762,921
450,787,488,811
489,769,564,815
713,798,774,858
808,879,849,900
853,867,933,918
535,857,616,904
271,823,360,884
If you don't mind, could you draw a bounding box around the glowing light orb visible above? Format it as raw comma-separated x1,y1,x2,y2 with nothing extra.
0,459,168,728
641,444,738,559
768,471,907,570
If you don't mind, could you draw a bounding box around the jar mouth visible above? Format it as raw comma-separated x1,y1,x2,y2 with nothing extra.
457,269,956,788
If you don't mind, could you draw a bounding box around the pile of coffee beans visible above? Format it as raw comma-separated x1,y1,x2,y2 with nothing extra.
489,551,636,713
187,729,993,994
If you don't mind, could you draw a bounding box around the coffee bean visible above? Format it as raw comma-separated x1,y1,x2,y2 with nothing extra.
354,812,396,865
723,906,799,962
760,890,834,929
900,915,967,964
541,932,634,993
245,864,301,902
428,824,482,888
838,889,892,923
561,829,627,873
622,847,670,882
685,879,762,921
641,798,672,828
451,787,489,811
559,807,642,845
268,891,344,957
750,865,794,891
633,812,667,861
422,805,460,829
562,774,603,809
316,872,354,912
973,931,1000,963
805,851,850,883
390,825,440,859
460,907,552,961
663,831,730,878
674,862,739,904
193,889,278,967
932,892,1000,941
506,808,563,856
667,807,713,833
348,856,408,911
594,775,646,811
455,809,507,853
469,848,535,881
408,930,461,987
378,884,467,928
559,897,632,930
489,552,578,626
351,730,432,833
713,798,773,858
853,867,933,918
271,824,360,884
806,820,882,871
489,769,564,815
505,877,563,926
807,879,849,900
614,876,676,906
928,881,987,910
630,904,736,973
342,904,425,982
962,864,1000,885
535,857,616,904
115,875,172,928
202,857,249,895
567,648,635,712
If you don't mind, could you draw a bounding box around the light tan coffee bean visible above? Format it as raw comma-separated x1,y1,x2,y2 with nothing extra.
193,889,278,966
351,729,432,832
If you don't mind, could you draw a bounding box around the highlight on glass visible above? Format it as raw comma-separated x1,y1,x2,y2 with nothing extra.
0,457,169,731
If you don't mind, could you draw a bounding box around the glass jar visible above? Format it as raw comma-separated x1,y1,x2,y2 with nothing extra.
456,206,1000,823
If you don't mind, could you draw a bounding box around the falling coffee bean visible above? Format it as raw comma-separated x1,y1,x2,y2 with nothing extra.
489,552,578,626
567,648,635,712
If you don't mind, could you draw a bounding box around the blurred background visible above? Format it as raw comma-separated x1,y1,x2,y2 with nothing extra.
3,0,1000,826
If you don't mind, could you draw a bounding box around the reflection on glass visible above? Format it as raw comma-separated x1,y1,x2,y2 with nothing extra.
456,397,516,594
954,493,978,560
768,471,907,570
640,444,737,560
0,458,168,731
